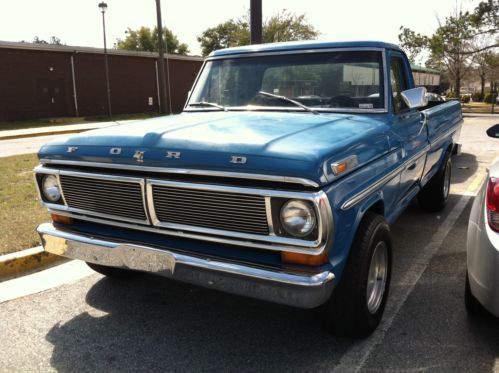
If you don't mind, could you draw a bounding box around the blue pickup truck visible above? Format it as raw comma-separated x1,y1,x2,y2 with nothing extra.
35,41,462,337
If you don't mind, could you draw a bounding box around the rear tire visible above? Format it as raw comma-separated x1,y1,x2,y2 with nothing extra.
86,262,137,279
419,151,451,212
322,212,392,337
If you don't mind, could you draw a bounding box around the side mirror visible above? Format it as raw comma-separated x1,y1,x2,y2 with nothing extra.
401,87,428,109
486,123,499,139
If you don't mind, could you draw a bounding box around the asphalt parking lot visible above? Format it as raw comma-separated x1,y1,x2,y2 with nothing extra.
1,115,498,372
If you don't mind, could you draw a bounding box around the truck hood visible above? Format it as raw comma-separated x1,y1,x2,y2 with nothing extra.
39,111,391,186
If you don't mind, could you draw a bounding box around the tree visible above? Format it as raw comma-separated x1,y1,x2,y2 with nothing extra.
398,1,499,95
116,26,189,55
33,36,62,45
474,50,490,97
469,0,499,35
197,19,249,56
398,27,428,63
197,10,319,56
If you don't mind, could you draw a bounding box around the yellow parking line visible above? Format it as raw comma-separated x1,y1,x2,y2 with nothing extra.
462,168,487,196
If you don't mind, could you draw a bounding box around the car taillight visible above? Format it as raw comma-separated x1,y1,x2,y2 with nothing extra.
486,177,499,232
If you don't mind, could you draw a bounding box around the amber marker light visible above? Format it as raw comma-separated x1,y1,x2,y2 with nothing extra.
51,214,74,225
281,251,328,266
331,155,358,176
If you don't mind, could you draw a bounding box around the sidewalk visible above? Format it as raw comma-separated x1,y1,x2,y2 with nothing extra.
0,119,135,141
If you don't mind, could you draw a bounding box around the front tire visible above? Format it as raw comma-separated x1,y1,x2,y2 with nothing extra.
86,262,137,279
322,212,392,337
419,151,451,212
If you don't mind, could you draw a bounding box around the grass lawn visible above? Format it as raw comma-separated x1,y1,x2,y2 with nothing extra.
0,154,49,255
462,102,497,114
0,112,161,132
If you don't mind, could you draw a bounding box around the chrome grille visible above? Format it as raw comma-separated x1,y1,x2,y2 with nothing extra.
151,184,269,235
59,175,147,222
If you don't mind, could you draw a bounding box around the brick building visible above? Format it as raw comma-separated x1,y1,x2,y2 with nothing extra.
0,41,204,121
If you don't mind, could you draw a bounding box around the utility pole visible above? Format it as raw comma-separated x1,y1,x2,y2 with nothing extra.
98,2,112,116
155,0,169,114
250,0,262,44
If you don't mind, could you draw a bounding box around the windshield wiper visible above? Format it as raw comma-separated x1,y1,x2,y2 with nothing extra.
258,91,319,114
188,101,227,111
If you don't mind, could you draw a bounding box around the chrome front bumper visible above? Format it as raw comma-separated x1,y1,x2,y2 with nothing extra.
37,223,335,308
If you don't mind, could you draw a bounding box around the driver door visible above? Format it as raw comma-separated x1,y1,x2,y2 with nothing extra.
389,53,428,204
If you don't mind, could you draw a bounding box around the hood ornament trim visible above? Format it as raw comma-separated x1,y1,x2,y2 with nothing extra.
133,151,145,163
230,155,247,164
166,151,181,159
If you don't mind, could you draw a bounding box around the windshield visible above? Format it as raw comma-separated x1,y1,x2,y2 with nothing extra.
187,51,385,112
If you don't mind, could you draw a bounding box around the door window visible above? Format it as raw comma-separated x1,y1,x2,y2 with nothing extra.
390,57,408,113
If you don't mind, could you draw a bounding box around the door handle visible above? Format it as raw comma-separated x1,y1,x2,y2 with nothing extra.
407,161,417,171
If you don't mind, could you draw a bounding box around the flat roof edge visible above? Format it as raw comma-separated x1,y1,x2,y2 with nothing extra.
0,40,204,61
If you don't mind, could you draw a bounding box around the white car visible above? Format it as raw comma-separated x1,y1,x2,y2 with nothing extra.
465,123,499,316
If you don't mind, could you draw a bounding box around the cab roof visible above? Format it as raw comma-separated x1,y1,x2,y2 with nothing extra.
209,40,405,57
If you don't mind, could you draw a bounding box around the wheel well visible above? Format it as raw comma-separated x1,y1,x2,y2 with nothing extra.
447,143,454,155
367,200,384,217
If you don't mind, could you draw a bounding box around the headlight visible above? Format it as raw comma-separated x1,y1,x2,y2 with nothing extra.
42,175,61,202
280,200,316,237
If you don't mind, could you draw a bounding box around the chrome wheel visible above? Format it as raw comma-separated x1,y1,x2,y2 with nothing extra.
366,241,388,314
443,160,451,199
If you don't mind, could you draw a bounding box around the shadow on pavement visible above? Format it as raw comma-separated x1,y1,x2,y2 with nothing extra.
452,152,479,184
46,275,351,372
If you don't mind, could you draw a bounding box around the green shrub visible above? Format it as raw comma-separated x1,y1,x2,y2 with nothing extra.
446,91,457,98
461,95,471,103
484,93,495,103
471,93,483,102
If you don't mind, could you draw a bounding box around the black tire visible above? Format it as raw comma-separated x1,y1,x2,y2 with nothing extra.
465,270,487,316
86,262,137,279
322,212,392,337
418,151,452,212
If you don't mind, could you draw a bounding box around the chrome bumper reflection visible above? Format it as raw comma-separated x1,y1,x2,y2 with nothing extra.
37,223,335,308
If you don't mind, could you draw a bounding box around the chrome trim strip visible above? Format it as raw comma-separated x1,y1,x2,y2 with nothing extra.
186,47,389,114
38,222,335,308
146,179,331,252
265,197,275,236
341,145,430,210
39,159,320,188
47,208,328,253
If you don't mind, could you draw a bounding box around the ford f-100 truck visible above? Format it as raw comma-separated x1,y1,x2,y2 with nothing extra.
35,41,462,337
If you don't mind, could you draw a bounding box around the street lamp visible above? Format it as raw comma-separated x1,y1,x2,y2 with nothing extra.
98,1,112,116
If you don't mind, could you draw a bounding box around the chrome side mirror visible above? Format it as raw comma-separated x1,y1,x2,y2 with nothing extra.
486,123,499,139
401,87,428,109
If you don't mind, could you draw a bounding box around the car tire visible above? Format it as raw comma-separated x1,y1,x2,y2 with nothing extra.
465,270,487,316
419,151,452,212
86,262,137,278
322,212,392,337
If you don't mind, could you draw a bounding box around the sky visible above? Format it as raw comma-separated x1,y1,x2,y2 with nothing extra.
0,0,482,56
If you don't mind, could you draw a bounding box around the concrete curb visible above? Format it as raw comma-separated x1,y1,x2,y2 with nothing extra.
0,246,67,281
0,119,137,141
0,128,98,141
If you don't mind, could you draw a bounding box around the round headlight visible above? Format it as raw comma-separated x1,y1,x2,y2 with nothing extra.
280,200,316,237
42,175,61,202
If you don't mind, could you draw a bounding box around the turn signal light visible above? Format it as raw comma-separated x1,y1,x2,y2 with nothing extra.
51,214,74,225
281,251,328,266
486,177,499,232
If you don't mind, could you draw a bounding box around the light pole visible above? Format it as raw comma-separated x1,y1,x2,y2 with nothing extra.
155,0,169,114
98,1,112,117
